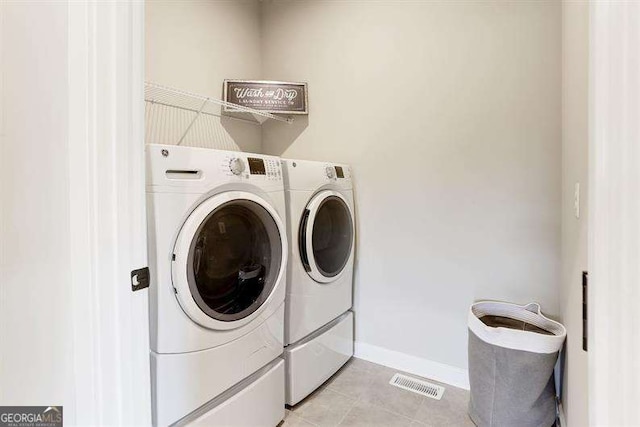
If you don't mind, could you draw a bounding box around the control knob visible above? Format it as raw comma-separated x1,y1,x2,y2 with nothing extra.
229,158,245,176
325,166,336,179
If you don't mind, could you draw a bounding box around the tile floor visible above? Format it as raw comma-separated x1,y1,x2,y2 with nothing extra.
280,358,474,427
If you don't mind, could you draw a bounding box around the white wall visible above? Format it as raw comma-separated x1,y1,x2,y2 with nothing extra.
261,1,562,379
145,0,263,152
0,0,76,409
560,1,589,425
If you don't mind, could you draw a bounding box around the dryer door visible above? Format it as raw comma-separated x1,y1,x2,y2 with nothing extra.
299,190,354,283
172,191,287,330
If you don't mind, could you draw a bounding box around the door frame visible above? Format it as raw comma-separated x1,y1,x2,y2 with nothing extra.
588,1,640,425
67,1,150,425
62,1,640,425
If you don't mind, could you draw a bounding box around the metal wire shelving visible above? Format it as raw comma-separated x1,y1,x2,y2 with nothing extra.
144,82,293,146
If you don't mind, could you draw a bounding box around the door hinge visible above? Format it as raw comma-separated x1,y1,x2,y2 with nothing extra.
131,267,150,292
582,271,588,351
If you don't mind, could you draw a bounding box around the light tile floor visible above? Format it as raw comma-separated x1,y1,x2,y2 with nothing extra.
280,358,474,427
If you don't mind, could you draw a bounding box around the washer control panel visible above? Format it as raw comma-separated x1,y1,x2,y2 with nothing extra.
222,155,282,181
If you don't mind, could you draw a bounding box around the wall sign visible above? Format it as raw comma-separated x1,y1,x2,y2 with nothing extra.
223,80,308,115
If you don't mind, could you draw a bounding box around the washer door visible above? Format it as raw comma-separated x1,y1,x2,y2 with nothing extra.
172,191,287,330
299,190,354,283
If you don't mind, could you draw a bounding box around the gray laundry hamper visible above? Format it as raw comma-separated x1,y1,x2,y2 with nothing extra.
467,301,566,427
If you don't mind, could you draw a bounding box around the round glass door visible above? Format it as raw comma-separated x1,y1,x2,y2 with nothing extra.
186,200,282,322
300,193,354,281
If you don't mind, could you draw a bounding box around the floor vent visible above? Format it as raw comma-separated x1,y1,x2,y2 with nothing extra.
389,373,445,400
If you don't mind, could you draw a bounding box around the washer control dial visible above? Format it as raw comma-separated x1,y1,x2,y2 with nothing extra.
229,158,245,176
325,166,336,179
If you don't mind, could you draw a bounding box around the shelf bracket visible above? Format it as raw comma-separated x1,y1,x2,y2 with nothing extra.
177,98,208,146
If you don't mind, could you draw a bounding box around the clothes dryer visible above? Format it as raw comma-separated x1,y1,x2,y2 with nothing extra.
282,159,355,405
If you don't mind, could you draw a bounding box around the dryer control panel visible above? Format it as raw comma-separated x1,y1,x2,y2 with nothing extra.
323,164,351,182
281,159,352,191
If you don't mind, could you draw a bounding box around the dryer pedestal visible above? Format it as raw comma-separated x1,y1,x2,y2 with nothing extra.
284,311,354,405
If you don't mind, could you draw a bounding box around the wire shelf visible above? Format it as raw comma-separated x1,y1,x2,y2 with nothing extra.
144,82,293,146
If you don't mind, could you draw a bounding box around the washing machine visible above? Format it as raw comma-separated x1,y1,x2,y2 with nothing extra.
146,144,287,426
282,159,355,405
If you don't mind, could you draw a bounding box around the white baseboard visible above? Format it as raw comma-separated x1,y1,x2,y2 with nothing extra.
354,341,470,390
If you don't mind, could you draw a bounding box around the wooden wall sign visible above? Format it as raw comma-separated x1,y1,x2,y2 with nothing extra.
223,80,308,115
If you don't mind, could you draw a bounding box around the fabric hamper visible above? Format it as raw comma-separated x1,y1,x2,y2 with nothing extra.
467,301,566,427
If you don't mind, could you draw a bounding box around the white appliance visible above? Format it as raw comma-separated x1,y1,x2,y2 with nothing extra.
146,144,288,426
282,159,355,405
